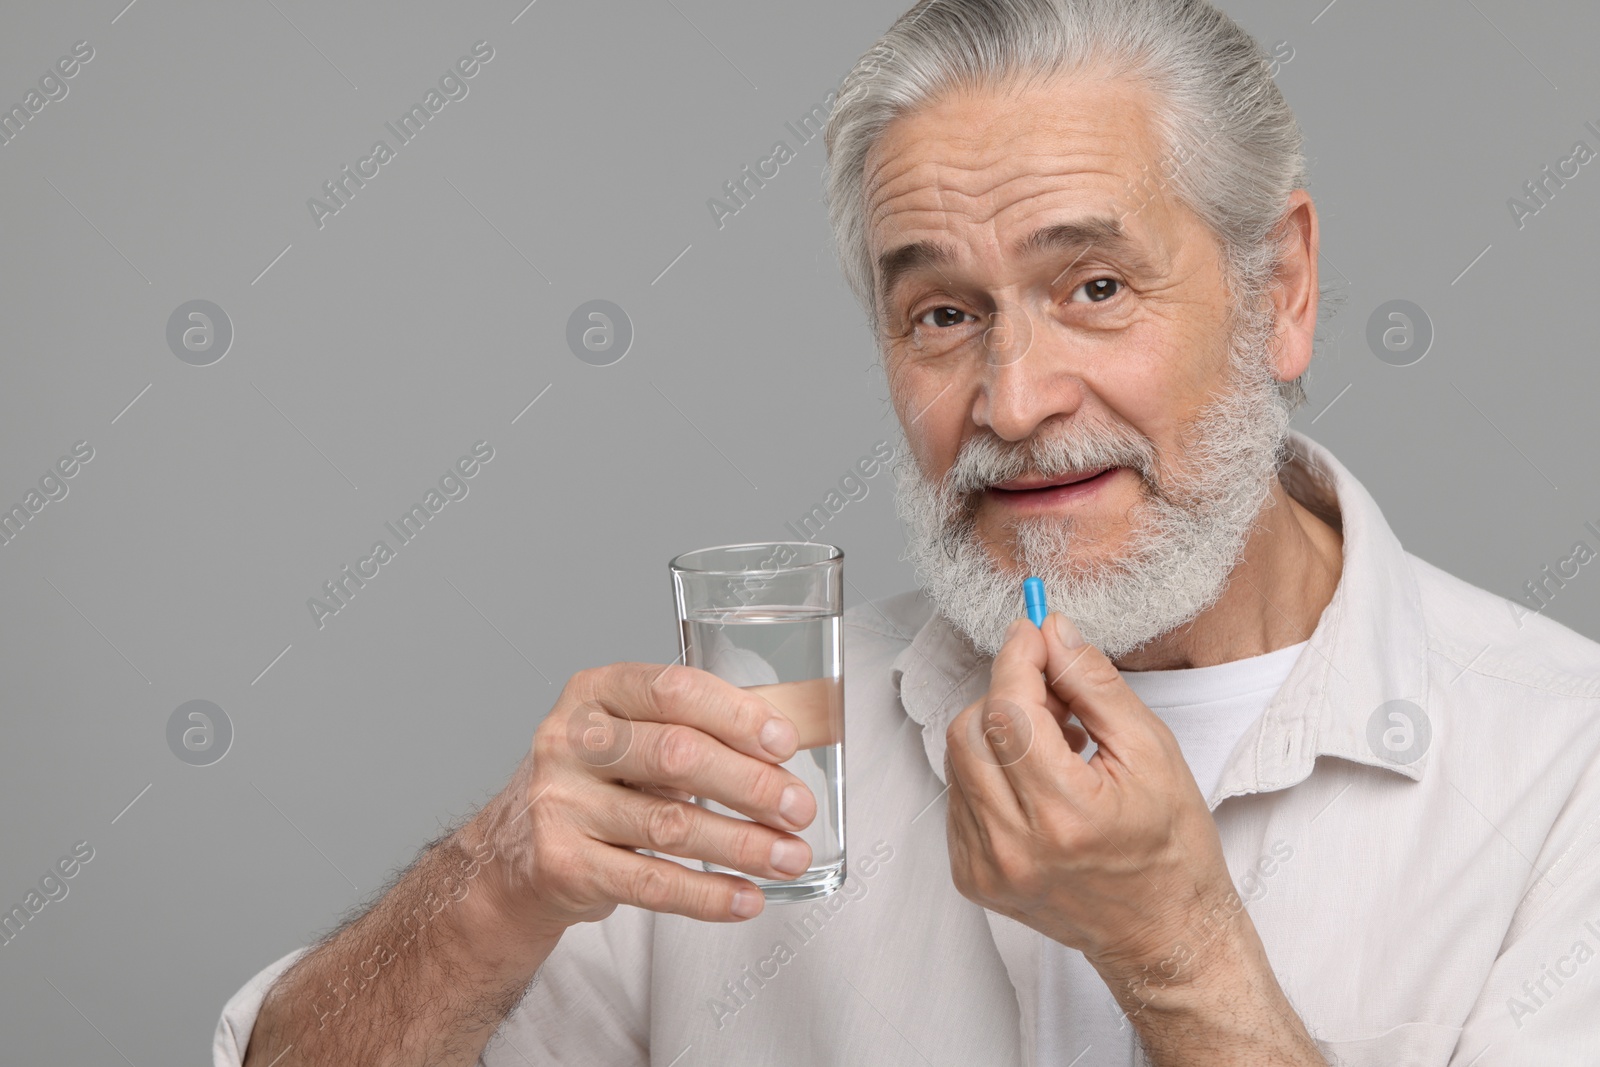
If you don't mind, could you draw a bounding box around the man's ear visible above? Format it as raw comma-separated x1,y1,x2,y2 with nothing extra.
1266,189,1319,384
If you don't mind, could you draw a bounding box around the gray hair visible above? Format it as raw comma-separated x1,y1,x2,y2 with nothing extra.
823,0,1318,412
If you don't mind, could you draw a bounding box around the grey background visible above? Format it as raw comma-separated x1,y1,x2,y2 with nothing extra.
0,0,1595,1061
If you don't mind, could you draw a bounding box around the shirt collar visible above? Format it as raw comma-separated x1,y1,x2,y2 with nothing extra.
889,430,1433,798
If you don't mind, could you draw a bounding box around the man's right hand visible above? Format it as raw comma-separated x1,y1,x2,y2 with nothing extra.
239,662,818,1067
468,661,818,937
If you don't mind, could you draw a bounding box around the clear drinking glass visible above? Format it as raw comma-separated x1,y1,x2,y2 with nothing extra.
669,542,845,903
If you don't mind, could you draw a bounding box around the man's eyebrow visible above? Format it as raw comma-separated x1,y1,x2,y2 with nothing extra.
876,239,956,308
1016,218,1158,280
875,216,1156,306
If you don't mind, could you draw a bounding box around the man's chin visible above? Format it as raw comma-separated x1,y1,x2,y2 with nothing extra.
979,534,1121,583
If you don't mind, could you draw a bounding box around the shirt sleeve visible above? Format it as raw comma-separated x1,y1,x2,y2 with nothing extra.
211,947,311,1067
1449,727,1600,1066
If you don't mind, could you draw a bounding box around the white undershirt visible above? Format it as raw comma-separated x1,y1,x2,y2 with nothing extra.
1034,640,1308,1067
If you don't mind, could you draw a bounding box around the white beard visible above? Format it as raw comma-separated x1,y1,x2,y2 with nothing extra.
891,302,1293,660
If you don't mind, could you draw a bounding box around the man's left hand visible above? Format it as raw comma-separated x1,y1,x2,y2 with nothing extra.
944,612,1239,990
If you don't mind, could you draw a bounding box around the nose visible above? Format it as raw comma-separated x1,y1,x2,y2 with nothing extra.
971,306,1083,442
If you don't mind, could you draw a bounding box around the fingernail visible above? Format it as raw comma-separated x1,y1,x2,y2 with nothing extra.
1051,613,1084,649
778,785,810,827
759,716,796,759
770,837,810,876
731,889,763,918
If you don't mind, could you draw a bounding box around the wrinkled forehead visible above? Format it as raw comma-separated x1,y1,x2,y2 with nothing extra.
860,72,1181,267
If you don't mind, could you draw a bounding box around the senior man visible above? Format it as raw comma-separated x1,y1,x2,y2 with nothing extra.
218,1,1600,1064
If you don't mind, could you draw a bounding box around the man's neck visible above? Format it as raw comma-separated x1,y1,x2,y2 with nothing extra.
1110,478,1345,672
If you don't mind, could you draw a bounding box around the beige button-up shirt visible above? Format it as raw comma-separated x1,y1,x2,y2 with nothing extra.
215,432,1600,1067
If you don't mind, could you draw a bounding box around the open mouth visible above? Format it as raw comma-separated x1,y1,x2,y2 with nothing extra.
984,466,1120,506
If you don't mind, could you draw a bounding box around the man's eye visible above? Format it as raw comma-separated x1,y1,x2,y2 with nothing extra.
916,306,971,328
1071,278,1121,303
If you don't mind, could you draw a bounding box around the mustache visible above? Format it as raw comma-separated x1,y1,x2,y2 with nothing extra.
899,422,1158,565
